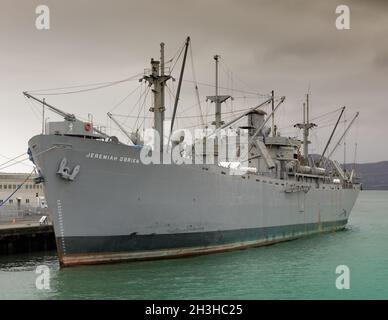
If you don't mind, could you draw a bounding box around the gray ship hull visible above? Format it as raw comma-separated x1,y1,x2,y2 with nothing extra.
28,134,360,266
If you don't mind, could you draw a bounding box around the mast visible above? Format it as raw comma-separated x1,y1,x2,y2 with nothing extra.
42,98,45,134
215,55,219,126
306,94,310,160
206,55,231,129
294,93,316,164
343,110,347,171
142,43,171,152
160,43,166,146
304,100,308,160
271,90,275,137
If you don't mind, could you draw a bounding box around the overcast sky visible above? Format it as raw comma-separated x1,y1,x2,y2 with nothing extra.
1,0,387,172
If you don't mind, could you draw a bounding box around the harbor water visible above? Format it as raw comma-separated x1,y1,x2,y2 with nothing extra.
0,191,387,300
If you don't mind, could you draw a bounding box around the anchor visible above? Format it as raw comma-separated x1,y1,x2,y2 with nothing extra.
57,158,80,181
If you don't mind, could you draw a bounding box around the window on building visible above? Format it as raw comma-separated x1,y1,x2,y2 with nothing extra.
13,184,16,189
4,185,7,189
26,199,30,204
8,185,12,189
36,193,39,197
0,184,2,189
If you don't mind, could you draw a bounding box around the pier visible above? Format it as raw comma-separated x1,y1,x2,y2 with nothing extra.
0,217,56,254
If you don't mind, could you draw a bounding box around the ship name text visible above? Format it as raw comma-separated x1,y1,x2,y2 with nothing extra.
85,152,139,163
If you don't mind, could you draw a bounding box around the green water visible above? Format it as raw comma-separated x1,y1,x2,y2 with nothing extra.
1,191,387,300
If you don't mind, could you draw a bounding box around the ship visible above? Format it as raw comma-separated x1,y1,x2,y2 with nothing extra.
26,37,361,267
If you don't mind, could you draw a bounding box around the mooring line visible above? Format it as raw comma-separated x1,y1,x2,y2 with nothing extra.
0,169,35,209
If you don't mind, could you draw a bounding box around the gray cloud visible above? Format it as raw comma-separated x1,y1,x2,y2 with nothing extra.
373,50,388,69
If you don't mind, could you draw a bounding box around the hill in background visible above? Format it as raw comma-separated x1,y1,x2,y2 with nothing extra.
344,161,388,190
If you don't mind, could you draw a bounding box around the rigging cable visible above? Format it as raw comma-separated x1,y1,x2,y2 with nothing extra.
108,84,143,113
189,41,205,127
219,59,267,97
183,79,270,98
0,153,34,169
138,86,155,131
277,106,344,131
170,40,187,74
121,82,148,127
25,73,143,96
133,86,151,131
0,146,58,171
112,106,260,119
0,153,28,169
24,95,43,122
352,115,359,171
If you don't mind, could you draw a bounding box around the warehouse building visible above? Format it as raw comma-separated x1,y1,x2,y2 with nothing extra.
0,172,46,215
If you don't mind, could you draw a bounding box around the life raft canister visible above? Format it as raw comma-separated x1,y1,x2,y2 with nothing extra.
84,123,92,132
